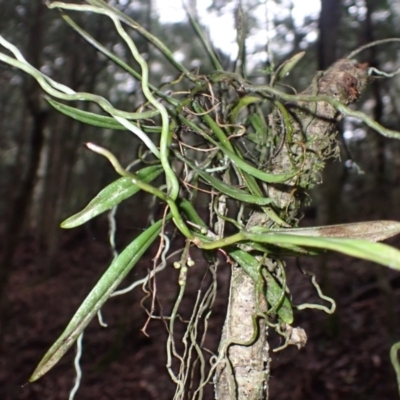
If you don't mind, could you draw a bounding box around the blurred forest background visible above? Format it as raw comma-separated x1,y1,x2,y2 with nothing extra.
1,0,400,399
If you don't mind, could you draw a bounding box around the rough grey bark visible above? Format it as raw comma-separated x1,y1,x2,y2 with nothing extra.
215,58,370,400
249,59,369,226
214,265,268,400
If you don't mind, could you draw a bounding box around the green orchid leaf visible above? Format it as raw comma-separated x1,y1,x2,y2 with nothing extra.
174,152,273,205
30,218,166,382
243,240,320,256
192,103,297,183
244,231,400,271
274,51,305,82
46,97,159,130
248,112,268,139
178,198,208,230
47,98,127,129
229,248,293,324
186,6,223,71
61,165,162,228
231,95,262,123
216,143,299,183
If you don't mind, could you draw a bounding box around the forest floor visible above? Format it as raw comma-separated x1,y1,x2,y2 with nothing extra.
1,182,400,400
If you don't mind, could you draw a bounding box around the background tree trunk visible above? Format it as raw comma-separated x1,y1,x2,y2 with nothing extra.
0,2,47,328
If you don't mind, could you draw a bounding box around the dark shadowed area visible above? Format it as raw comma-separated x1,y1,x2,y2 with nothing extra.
2,186,400,400
1,1,400,399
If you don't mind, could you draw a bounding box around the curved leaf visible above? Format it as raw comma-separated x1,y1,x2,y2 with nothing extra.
274,51,305,82
192,102,298,183
244,231,400,271
30,218,166,382
174,152,273,205
185,6,223,71
178,198,208,230
61,165,162,228
231,95,262,122
216,143,299,183
229,248,293,324
46,97,160,130
47,98,127,129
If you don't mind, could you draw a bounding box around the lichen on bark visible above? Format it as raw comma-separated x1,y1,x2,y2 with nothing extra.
213,58,370,400
249,59,370,226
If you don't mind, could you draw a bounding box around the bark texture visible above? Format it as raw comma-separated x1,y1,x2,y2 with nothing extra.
216,58,370,400
250,59,370,226
214,265,268,400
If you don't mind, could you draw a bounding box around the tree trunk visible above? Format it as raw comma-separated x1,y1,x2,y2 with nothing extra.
215,265,268,400
214,59,369,399
0,2,47,329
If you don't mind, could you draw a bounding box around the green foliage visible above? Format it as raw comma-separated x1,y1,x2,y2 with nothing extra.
2,0,400,397
30,216,167,382
61,165,163,228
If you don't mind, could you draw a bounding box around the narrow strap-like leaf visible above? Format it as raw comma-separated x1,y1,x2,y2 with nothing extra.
30,218,167,382
229,248,293,324
174,152,273,206
61,165,163,228
46,98,159,129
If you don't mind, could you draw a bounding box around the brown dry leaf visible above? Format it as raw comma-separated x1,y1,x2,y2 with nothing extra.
280,221,400,242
